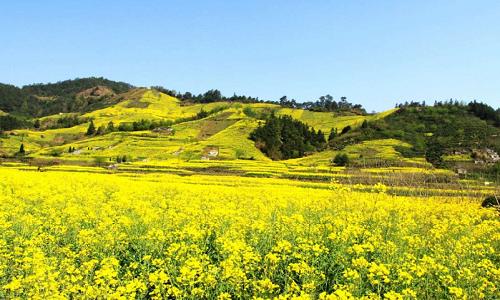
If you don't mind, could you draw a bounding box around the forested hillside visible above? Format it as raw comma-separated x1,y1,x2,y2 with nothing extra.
0,77,133,117
331,101,500,167
250,114,327,160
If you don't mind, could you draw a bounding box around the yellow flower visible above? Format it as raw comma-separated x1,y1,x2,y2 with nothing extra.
449,287,466,299
3,277,23,291
384,291,403,300
343,268,360,281
218,292,232,300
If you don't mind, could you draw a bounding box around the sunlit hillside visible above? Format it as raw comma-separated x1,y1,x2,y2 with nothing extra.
0,82,498,300
276,107,397,133
0,89,400,165
3,1,500,298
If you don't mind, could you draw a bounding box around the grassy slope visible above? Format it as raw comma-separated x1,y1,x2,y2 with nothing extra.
276,107,397,134
287,139,429,167
181,118,271,161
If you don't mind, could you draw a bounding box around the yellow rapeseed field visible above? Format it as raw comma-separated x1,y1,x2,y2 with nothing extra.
0,169,498,299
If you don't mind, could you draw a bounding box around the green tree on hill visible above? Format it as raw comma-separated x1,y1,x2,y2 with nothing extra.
94,156,106,167
328,128,338,141
314,130,327,149
196,109,209,119
250,114,325,160
106,121,115,132
468,101,500,126
333,153,349,166
86,120,96,136
341,125,352,135
425,137,445,168
18,143,25,155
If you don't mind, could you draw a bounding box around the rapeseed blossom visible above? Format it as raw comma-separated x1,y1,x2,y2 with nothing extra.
0,169,498,299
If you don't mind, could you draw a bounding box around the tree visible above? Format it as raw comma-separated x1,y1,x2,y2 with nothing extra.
34,119,41,129
333,153,349,166
86,120,96,136
361,120,368,129
250,114,324,160
425,147,444,167
0,115,30,131
328,128,337,141
341,125,351,135
468,101,500,126
425,137,445,168
279,96,288,107
106,121,115,132
315,130,326,147
94,156,106,167
196,109,209,119
243,107,258,118
118,122,133,131
481,195,499,208
202,89,222,103
18,143,25,155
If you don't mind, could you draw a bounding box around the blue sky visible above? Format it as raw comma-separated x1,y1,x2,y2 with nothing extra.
1,0,499,111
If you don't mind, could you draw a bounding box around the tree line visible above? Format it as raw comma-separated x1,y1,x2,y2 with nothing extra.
0,78,133,117
152,86,265,104
0,115,32,131
395,99,499,127
277,95,366,114
85,106,226,136
152,86,366,114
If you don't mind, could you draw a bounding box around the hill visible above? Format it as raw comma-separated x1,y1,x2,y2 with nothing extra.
0,77,133,117
0,87,390,161
329,103,500,175
0,78,498,182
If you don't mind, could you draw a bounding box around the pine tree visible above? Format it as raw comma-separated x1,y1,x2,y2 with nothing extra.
107,121,115,132
328,128,337,141
19,143,25,154
341,125,351,135
250,114,326,160
361,120,368,129
316,130,326,144
86,120,96,136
